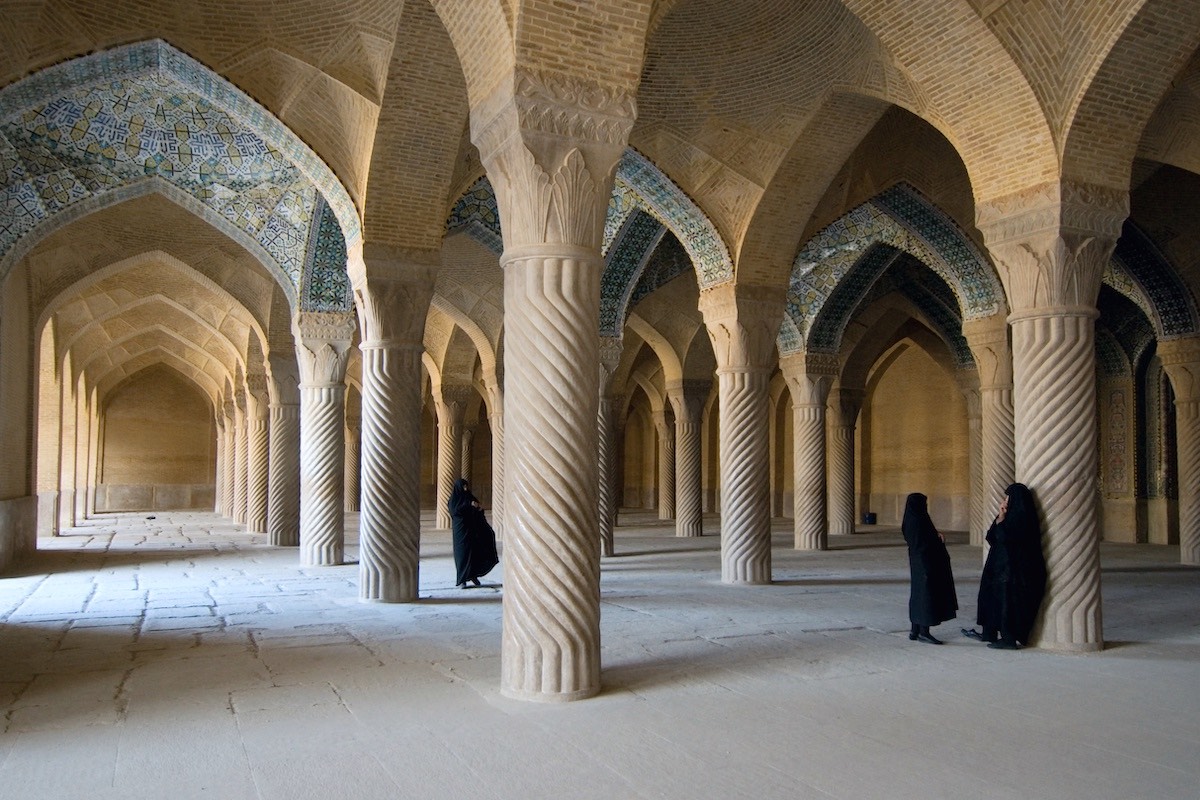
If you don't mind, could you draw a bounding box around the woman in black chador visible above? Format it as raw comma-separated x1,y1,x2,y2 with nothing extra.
902,492,958,644
448,478,498,588
963,483,1047,650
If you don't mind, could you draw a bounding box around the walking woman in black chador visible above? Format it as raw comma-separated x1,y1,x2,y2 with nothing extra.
448,478,498,588
963,483,1047,649
902,492,958,644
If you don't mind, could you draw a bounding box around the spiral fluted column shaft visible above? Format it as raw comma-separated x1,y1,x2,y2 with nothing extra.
1176,400,1200,565
461,428,474,485
221,422,236,518
213,423,225,514
827,424,856,536
717,368,772,583
981,386,1016,547
1013,313,1102,651
597,396,618,556
344,425,361,512
245,417,269,533
656,416,675,520
490,411,505,539
434,405,463,530
233,416,248,524
674,417,702,538
359,344,424,601
267,404,300,546
299,385,346,566
966,399,985,546
792,404,827,550
501,253,602,702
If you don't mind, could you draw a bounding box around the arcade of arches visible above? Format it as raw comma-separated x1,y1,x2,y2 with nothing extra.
1,1,1199,704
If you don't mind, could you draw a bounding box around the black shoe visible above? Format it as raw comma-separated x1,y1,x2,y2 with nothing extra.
908,632,918,641
916,632,943,645
471,577,482,587
962,628,985,641
987,639,1020,650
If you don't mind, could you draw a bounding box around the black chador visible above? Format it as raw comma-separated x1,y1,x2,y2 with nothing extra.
448,478,499,588
973,483,1047,648
902,492,958,644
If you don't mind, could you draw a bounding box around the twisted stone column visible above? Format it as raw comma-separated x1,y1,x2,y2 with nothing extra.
213,415,225,514
344,414,361,513
245,375,270,534
653,409,676,520
460,426,475,485
700,284,785,584
979,181,1126,651
220,399,236,518
434,385,471,530
669,380,709,538
473,68,633,702
486,380,506,540
294,311,355,566
267,402,300,546
1159,337,1200,565
965,313,1016,548
780,353,836,550
233,392,248,525
597,338,623,555
827,387,863,537
350,248,437,602
963,386,985,544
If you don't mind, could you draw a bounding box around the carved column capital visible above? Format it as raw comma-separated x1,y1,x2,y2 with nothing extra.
267,353,300,406
976,181,1127,313
1159,336,1200,403
293,311,356,387
436,384,475,422
666,379,711,420
349,244,438,346
963,312,1013,390
699,282,785,371
828,386,865,425
779,351,839,406
245,373,271,420
599,335,624,390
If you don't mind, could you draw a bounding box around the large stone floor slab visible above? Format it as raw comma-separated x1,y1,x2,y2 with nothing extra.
0,510,1197,799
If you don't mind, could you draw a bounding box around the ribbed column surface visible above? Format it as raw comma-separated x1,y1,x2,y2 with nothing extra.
434,414,462,530
597,398,618,556
675,418,702,537
967,412,985,546
657,421,675,520
1177,400,1200,565
267,404,300,546
1013,313,1102,651
981,387,1015,547
490,412,505,539
343,431,361,512
501,254,601,702
359,345,423,601
792,404,827,550
233,423,248,525
827,425,856,536
299,386,345,566
245,418,269,533
718,368,772,584
221,427,236,519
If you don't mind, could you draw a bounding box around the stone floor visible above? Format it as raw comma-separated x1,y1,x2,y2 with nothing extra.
0,510,1197,800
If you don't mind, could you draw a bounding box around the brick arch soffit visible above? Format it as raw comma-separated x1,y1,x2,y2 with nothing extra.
430,295,498,384
781,182,1002,357
624,313,683,385
0,39,361,313
36,250,267,383
98,348,223,410
83,324,230,391
445,147,734,330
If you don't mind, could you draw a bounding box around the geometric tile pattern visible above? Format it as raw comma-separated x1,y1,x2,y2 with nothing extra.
600,209,665,336
445,176,503,254
626,231,694,317
0,40,360,307
783,184,1002,354
301,197,352,311
1109,220,1199,338
1097,284,1156,372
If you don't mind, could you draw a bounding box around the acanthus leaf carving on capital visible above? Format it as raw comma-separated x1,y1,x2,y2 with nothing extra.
245,373,271,420
667,379,710,419
293,311,356,386
267,354,301,406
436,384,475,423
699,283,785,371
963,313,1012,389
489,143,614,249
349,246,438,346
779,351,839,406
828,386,865,424
599,335,624,389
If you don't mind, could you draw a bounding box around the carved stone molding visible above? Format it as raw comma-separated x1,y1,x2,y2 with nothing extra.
779,352,839,407
599,335,624,389
245,373,270,420
350,246,438,346
976,181,1128,245
294,311,356,386
267,354,301,406
963,313,1013,390
1159,336,1200,402
699,283,785,371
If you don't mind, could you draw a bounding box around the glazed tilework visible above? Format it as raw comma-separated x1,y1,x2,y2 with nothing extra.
600,210,665,336
1111,221,1199,338
0,39,360,303
783,185,1001,354
627,231,692,314
1097,285,1156,370
300,197,352,311
446,176,502,254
